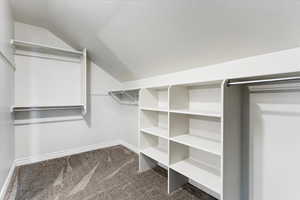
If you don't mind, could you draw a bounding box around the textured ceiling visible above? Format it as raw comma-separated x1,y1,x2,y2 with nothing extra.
11,0,300,81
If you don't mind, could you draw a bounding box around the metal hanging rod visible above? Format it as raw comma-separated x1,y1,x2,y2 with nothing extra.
227,76,300,87
108,89,139,105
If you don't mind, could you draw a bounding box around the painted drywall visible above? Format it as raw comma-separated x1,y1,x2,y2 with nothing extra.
14,23,126,161
11,0,300,81
119,105,139,150
120,46,300,149
0,0,14,195
123,47,300,89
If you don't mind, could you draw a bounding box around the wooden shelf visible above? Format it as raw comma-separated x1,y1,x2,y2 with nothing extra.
12,40,88,115
12,105,84,112
170,159,221,195
171,134,221,156
140,107,168,112
140,87,168,111
141,127,168,139
170,109,221,118
138,81,243,199
141,147,168,166
11,40,83,57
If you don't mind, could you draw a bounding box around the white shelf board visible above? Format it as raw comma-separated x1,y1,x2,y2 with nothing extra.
170,109,221,118
11,40,83,57
170,159,221,195
140,107,168,112
12,105,84,112
171,134,221,156
141,147,168,166
141,127,168,139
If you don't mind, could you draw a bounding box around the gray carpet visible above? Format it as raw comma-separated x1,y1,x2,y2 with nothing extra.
4,145,216,200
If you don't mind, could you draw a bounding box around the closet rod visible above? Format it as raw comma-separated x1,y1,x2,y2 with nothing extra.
227,76,300,86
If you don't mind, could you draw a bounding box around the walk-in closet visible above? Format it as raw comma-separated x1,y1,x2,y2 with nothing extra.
1,1,300,200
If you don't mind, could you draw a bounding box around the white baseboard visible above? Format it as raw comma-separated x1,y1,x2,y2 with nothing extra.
119,140,139,154
15,140,121,166
0,162,16,200
15,140,139,166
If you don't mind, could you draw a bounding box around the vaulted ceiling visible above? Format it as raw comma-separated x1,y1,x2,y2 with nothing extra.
11,0,300,81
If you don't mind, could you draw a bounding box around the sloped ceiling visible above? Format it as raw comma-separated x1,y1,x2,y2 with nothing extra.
11,0,300,81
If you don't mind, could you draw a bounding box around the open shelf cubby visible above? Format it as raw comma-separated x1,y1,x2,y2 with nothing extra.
169,141,221,198
170,82,221,117
170,113,221,156
140,132,169,167
140,86,169,112
140,110,168,139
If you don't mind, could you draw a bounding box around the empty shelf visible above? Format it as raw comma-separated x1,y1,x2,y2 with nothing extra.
11,40,83,57
171,135,221,156
170,109,221,118
13,105,84,112
170,159,221,194
141,127,168,139
141,147,168,166
140,107,168,112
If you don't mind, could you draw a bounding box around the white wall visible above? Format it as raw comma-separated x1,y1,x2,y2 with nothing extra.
0,0,14,194
123,47,300,89
121,46,300,148
13,22,300,160
14,23,127,161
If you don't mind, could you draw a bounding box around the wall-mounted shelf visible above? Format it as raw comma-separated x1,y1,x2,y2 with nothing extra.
11,40,83,57
140,107,168,112
12,105,84,112
169,109,221,118
141,127,168,140
11,39,87,115
140,86,169,110
109,89,139,105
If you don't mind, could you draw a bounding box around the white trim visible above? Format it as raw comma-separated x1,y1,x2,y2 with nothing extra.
15,141,121,166
0,50,15,71
15,140,139,166
0,162,16,200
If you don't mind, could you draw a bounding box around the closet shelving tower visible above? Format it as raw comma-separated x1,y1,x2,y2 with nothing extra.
11,40,88,114
139,80,242,200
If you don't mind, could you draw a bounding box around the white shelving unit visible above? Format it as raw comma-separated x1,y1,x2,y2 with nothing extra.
170,82,221,117
11,40,88,114
139,81,242,200
140,86,169,111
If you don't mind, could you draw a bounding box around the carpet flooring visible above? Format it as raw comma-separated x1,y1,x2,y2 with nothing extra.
4,145,217,200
